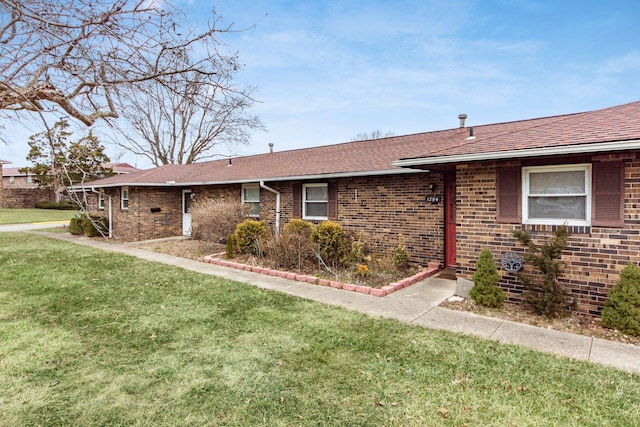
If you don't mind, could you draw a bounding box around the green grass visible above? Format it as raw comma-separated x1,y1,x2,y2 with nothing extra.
0,208,76,225
0,233,638,426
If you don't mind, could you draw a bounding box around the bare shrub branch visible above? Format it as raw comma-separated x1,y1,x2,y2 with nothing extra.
190,198,249,242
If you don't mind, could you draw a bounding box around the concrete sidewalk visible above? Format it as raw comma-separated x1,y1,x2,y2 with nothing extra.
0,220,70,232
31,231,640,373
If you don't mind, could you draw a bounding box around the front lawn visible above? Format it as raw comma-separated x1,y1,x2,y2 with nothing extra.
0,208,76,225
0,233,638,426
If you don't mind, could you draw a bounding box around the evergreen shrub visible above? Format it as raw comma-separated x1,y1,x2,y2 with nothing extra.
470,249,505,308
36,200,79,210
601,263,640,336
68,216,84,235
82,214,108,237
513,226,573,317
311,221,349,266
234,219,270,255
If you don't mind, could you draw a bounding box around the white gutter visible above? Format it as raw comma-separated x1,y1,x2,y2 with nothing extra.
91,188,112,238
260,181,281,236
393,139,640,167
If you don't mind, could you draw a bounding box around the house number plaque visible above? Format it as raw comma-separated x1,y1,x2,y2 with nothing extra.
425,195,441,204
501,251,523,272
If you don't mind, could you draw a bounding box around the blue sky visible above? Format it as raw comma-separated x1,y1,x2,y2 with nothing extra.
2,0,639,167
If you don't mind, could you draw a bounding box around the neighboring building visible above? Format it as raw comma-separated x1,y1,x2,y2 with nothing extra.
84,100,640,316
1,162,141,208
1,166,37,189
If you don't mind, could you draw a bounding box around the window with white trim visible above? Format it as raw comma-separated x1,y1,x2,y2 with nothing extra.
121,187,129,210
303,183,328,220
242,184,260,217
522,164,591,225
98,193,105,210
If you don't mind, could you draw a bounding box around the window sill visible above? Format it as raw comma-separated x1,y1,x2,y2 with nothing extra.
521,224,591,235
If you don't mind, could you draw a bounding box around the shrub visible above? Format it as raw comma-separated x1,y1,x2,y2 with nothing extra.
513,226,574,317
234,219,271,255
190,199,249,242
391,236,410,270
263,225,316,271
36,200,79,210
601,263,640,336
82,214,108,237
283,219,314,239
68,216,84,235
310,221,349,267
470,249,505,308
225,234,237,259
350,235,368,264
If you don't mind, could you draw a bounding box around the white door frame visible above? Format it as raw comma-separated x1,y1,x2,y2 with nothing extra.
182,189,192,236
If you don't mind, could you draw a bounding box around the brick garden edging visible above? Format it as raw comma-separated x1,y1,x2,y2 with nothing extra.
202,254,441,297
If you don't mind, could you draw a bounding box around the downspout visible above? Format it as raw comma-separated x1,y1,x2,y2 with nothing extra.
259,181,280,236
91,188,112,238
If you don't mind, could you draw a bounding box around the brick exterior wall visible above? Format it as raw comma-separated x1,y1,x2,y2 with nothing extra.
0,188,55,208
97,172,444,267
0,163,56,208
261,172,443,266
96,186,183,241
456,154,640,316
2,175,38,189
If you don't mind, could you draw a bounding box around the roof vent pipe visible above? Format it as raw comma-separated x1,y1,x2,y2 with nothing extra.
469,127,474,137
458,113,467,129
228,158,232,167
269,143,274,154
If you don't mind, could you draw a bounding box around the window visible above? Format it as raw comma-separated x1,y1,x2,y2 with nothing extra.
242,184,260,217
121,187,129,210
26,176,32,183
303,183,328,220
522,164,590,225
9,176,14,184
98,193,105,210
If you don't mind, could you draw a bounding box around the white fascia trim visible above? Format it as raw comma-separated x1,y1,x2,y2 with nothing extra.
392,139,640,167
84,167,428,189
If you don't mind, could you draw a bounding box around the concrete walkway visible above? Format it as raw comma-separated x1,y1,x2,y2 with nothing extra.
24,231,640,374
0,220,70,232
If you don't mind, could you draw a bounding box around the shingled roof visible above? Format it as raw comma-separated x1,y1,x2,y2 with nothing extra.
86,100,640,188
395,100,640,167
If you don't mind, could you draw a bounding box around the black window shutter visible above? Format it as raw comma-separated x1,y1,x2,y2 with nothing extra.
496,167,521,223
292,183,301,218
592,161,624,227
328,182,338,220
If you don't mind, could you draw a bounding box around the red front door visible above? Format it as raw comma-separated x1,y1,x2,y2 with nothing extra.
444,176,456,268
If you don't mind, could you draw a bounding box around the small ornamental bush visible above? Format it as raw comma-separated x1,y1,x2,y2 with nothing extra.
234,219,271,255
262,219,315,270
391,236,410,270
311,221,349,267
77,215,109,237
601,263,640,336
350,237,368,264
283,219,314,239
225,234,236,259
68,216,84,235
470,249,505,308
513,226,573,317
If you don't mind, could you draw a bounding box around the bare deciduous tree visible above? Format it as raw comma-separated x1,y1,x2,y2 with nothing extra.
113,65,264,165
350,130,395,141
0,0,242,127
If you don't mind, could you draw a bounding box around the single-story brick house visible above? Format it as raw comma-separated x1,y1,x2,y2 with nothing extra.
85,100,640,316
